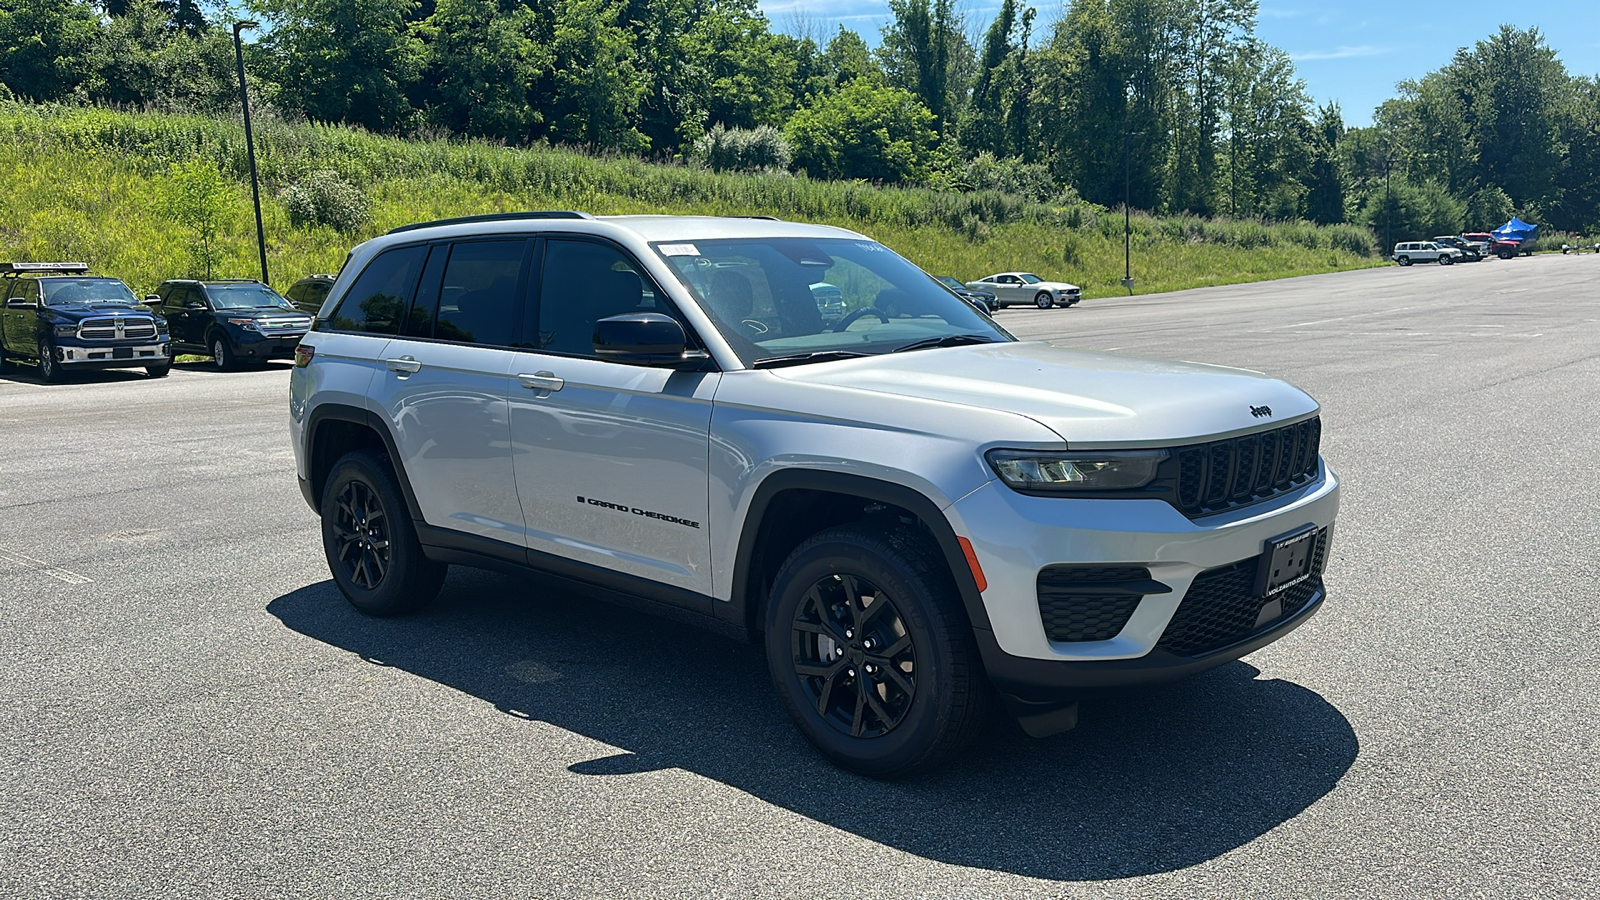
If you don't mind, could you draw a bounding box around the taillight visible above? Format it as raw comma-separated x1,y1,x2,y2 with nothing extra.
293,345,315,368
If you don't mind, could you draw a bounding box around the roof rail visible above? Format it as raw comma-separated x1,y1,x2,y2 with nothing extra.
1,262,90,274
386,211,593,235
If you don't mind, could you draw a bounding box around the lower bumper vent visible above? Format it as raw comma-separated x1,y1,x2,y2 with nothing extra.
1037,566,1171,643
1157,528,1330,657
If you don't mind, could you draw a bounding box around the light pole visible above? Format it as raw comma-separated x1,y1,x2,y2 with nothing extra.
233,20,268,285
1382,152,1395,257
1122,131,1143,295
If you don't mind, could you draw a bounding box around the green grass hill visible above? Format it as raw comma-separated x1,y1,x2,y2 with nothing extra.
0,103,1384,299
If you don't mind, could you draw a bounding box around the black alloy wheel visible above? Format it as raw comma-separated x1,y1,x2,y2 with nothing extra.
1034,291,1054,309
320,450,447,616
790,573,918,739
37,340,64,383
333,477,390,591
765,523,991,778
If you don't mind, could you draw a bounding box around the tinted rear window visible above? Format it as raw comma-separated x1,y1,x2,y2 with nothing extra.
326,246,427,335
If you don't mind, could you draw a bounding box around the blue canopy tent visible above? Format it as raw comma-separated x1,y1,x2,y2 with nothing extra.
1491,217,1538,244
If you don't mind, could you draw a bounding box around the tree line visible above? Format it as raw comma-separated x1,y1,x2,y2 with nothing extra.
3,0,1597,234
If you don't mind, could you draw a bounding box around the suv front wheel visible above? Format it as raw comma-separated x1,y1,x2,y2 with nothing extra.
321,450,448,616
764,523,990,778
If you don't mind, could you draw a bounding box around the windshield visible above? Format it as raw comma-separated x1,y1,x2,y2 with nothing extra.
40,278,138,306
654,238,1012,366
206,283,295,310
1019,273,1042,284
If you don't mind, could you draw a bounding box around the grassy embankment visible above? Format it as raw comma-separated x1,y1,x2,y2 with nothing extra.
0,103,1385,298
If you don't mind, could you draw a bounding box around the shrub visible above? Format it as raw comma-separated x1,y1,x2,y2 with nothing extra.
284,169,370,232
693,124,791,173
956,152,1059,203
160,158,237,278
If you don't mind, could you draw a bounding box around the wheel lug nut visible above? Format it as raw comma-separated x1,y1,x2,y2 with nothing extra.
845,629,854,639
863,639,874,649
835,648,844,657
846,668,855,677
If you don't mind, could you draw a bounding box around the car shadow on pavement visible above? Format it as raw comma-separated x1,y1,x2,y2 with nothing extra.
268,567,1358,881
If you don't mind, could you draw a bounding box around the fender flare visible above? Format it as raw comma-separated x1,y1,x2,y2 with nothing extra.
725,469,995,638
303,402,424,521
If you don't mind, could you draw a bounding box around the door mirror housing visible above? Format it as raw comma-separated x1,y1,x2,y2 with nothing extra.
592,313,690,365
143,294,162,306
6,299,38,310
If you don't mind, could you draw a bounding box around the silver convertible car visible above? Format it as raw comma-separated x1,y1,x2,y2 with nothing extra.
966,272,1082,309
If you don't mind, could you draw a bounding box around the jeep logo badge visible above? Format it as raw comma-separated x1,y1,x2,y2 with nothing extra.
1250,405,1273,418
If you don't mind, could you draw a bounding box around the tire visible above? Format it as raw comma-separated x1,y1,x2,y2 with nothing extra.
1034,291,1054,309
320,450,448,616
0,344,10,375
1397,256,1412,266
146,361,171,378
37,340,65,383
764,523,991,778
211,333,236,370
1439,254,1453,265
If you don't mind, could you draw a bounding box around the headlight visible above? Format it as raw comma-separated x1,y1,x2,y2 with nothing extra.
54,323,77,337
227,317,262,333
156,320,169,334
986,449,1167,491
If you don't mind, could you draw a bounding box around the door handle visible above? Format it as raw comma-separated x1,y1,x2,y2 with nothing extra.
518,371,564,392
385,356,421,374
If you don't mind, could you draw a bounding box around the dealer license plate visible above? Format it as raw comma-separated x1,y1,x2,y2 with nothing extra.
1256,525,1318,598
113,347,133,359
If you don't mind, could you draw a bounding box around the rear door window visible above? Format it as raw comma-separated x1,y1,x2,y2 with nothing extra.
432,239,528,347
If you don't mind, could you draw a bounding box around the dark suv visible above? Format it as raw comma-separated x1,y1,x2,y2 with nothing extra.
284,273,337,315
1,262,171,381
151,279,313,369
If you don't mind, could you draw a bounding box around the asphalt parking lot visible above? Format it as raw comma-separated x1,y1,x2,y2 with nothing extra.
2,253,1597,897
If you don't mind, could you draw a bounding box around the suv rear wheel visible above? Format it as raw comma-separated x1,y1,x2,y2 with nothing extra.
1397,255,1412,266
764,523,990,778
321,450,448,616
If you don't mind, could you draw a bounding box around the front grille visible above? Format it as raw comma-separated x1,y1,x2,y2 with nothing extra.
1037,565,1153,642
1156,528,1330,657
256,316,312,334
78,316,158,341
1173,417,1321,517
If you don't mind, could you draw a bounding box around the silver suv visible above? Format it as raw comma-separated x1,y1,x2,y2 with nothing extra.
289,212,1340,776
1393,241,1463,266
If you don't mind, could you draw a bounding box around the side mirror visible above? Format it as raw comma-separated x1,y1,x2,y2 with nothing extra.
185,301,206,310
143,294,162,305
6,299,38,310
593,312,689,365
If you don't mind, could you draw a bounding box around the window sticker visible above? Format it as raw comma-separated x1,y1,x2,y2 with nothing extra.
658,243,700,257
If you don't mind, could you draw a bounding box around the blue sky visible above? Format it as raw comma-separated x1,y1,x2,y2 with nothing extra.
760,0,1600,127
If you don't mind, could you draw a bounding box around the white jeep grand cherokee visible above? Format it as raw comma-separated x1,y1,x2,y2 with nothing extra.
289,212,1339,777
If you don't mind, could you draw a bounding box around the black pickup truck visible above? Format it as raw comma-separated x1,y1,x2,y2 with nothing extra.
0,262,171,381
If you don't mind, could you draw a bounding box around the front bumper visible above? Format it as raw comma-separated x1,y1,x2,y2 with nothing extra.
237,331,308,359
949,464,1340,698
57,342,170,366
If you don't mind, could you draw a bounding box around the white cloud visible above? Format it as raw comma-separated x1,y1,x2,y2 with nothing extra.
1292,45,1391,61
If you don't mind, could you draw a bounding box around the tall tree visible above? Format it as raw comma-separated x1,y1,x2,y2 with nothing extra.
253,0,425,134
414,0,550,144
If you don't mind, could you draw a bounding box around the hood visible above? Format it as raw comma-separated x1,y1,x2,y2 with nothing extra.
46,302,158,319
1036,281,1080,292
768,341,1318,446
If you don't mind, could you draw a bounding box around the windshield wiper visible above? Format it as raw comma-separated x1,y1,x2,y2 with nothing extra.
752,350,872,369
891,334,1001,353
